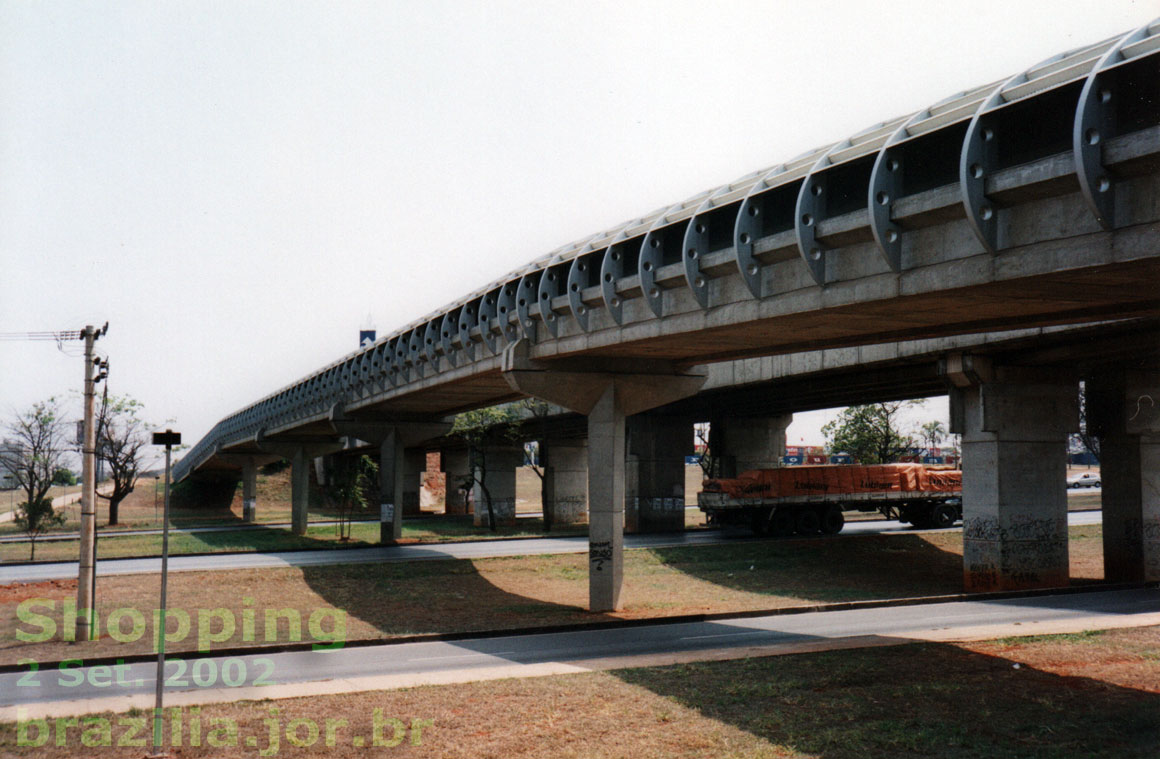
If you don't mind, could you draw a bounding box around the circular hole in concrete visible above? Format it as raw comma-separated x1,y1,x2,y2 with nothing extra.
811,249,822,261
739,233,751,245
801,213,813,226
876,191,889,205
643,261,653,271
812,184,823,196
687,248,698,259
1099,88,1112,104
649,288,659,299
696,223,707,234
971,163,984,179
604,273,613,282
746,264,758,276
1086,128,1100,146
694,276,706,288
980,205,993,221
650,239,660,248
886,229,898,243
1097,176,1110,193
748,205,759,217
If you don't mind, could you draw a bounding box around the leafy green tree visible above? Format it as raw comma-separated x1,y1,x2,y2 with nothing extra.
822,401,919,464
326,455,378,541
0,398,68,517
14,497,66,560
95,393,151,525
52,467,77,486
918,420,947,451
450,404,524,532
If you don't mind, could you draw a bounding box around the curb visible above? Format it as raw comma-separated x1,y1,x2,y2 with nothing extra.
2,580,1154,676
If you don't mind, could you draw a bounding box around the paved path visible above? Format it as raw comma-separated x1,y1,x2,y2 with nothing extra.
4,586,1156,719
0,491,82,524
0,512,1104,584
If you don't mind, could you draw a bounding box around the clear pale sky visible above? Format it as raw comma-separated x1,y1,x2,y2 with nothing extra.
1,1,1152,460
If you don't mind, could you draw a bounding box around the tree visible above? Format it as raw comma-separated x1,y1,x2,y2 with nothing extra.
52,467,77,486
0,398,69,516
94,393,150,525
917,420,947,451
450,404,524,532
519,398,553,531
1073,380,1100,464
822,401,919,464
325,455,378,541
14,497,66,560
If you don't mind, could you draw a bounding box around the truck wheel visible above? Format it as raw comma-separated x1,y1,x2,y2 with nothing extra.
820,505,844,535
930,503,957,529
750,509,773,535
770,510,795,537
795,508,821,535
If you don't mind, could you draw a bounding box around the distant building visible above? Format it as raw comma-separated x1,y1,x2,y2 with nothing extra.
0,439,20,488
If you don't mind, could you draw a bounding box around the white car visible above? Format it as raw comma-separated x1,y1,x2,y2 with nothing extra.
1067,472,1101,489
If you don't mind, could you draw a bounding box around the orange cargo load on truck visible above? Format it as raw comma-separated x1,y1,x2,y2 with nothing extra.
702,463,961,500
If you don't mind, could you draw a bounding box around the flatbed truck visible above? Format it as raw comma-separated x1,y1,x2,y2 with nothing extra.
698,463,962,536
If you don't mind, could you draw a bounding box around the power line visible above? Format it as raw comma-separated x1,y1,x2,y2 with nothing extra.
0,330,84,342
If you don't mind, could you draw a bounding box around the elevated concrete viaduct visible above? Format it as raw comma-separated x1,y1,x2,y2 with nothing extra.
177,24,1160,610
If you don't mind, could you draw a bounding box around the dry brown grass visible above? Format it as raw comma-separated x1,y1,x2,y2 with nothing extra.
1,625,1156,758
1,525,1106,666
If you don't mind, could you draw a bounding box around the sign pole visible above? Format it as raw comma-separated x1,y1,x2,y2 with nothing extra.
150,429,180,757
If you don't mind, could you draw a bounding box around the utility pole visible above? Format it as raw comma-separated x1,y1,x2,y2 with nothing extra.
151,428,180,756
75,323,107,642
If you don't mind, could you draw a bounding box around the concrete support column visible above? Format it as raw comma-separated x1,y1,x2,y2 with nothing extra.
588,384,626,611
625,415,692,533
502,339,706,611
954,378,1078,591
441,448,471,515
290,447,310,536
712,414,790,477
472,447,522,527
379,431,405,543
241,458,257,523
403,448,426,516
326,408,451,544
543,441,588,526
1089,370,1160,582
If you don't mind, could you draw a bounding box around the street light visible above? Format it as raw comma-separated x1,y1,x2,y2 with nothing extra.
150,429,180,757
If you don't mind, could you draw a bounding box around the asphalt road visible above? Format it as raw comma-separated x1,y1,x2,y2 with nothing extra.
0,512,1104,584
3,587,1155,716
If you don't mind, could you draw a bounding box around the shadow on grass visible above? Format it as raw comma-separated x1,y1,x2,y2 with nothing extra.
644,533,970,604
296,557,613,637
614,640,1160,758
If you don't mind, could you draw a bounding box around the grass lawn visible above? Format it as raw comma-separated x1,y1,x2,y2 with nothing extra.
0,525,1107,666
0,624,1155,757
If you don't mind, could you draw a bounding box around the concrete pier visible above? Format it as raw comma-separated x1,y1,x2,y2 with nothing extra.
956,376,1077,591
472,446,522,527
1090,370,1160,582
542,442,588,526
625,414,692,533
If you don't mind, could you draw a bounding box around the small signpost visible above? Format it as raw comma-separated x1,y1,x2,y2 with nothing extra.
149,429,180,758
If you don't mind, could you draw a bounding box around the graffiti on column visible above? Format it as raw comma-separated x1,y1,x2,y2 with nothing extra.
590,541,613,571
